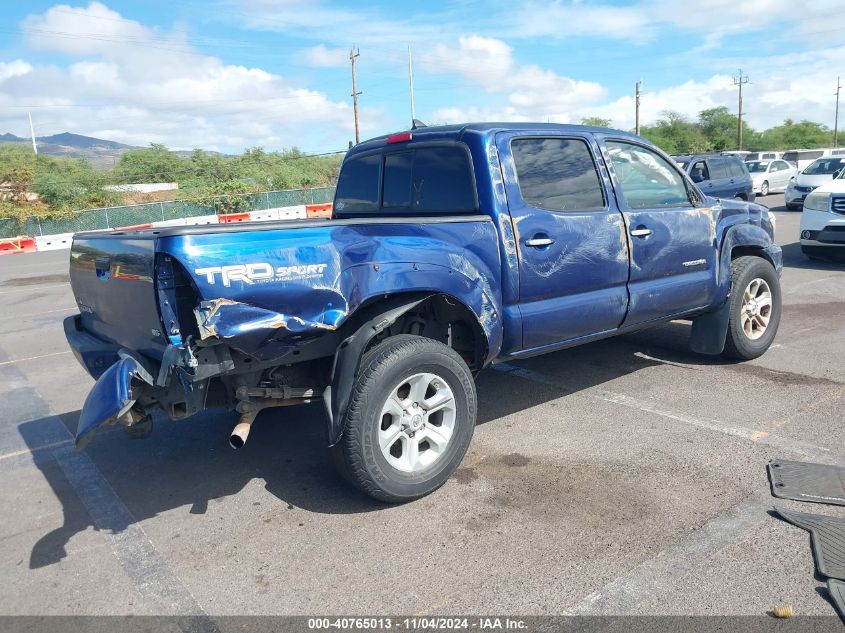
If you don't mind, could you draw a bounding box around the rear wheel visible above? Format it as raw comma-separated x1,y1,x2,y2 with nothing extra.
760,181,769,196
722,256,781,360
332,334,476,502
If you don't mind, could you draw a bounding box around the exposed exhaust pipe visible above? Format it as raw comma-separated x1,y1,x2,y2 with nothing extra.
229,409,258,449
228,388,317,449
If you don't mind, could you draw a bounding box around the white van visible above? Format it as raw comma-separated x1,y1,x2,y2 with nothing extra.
745,151,785,162
782,148,845,171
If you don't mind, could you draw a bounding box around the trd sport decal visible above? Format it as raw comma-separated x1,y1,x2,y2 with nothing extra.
195,263,328,286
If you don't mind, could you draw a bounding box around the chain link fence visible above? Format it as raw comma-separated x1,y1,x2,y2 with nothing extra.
0,186,336,239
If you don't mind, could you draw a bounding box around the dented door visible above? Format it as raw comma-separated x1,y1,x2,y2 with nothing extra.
496,131,630,350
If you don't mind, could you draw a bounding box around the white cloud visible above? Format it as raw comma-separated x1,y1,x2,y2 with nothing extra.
303,44,349,68
2,2,367,151
513,1,655,43
0,60,34,82
424,36,606,123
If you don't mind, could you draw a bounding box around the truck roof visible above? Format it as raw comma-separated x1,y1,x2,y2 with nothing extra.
348,122,643,157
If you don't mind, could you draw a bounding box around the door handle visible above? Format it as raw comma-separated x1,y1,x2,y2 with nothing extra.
525,237,554,247
630,228,652,237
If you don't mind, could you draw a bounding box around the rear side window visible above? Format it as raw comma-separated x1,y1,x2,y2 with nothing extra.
708,159,729,179
335,145,477,216
384,146,476,213
334,154,380,213
510,137,604,212
727,159,747,178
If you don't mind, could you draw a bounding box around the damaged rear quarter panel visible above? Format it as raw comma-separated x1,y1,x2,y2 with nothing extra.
156,218,504,363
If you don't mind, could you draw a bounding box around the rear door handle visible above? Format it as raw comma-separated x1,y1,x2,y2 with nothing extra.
630,228,652,237
525,237,554,247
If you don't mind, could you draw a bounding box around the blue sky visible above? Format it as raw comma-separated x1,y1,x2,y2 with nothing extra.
1,0,843,153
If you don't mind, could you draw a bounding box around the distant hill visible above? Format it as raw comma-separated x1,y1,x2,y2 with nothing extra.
0,131,226,168
0,131,140,168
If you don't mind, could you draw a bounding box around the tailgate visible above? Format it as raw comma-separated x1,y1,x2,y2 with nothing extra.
69,233,167,360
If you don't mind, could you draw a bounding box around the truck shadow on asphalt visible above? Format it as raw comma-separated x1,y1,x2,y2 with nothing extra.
21,319,778,570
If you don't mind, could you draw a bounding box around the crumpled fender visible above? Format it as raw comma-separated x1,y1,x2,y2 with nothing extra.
75,353,154,449
193,298,336,360
717,222,783,292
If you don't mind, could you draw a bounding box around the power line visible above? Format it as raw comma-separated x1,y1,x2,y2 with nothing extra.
733,69,750,151
350,45,361,145
635,80,642,136
835,76,842,148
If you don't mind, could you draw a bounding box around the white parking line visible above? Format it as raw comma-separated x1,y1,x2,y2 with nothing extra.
0,284,69,295
0,306,76,321
494,361,842,614
495,363,836,463
0,351,71,367
564,490,771,615
0,439,73,462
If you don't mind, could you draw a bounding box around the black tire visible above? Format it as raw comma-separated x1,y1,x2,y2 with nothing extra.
332,334,477,502
786,204,800,211
760,181,769,196
722,256,782,360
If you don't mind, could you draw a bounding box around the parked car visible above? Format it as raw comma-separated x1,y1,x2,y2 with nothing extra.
674,154,755,201
745,151,784,162
65,123,782,502
799,169,845,259
746,159,798,196
785,156,845,210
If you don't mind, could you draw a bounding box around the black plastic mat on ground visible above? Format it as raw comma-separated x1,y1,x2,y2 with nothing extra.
775,507,845,579
828,579,845,621
768,459,845,506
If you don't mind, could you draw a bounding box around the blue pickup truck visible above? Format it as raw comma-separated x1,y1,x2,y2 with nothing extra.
65,123,782,502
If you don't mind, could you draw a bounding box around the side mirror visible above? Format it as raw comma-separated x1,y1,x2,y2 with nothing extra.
834,170,841,179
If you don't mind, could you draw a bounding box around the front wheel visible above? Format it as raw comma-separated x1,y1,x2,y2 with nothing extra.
722,256,782,360
332,334,477,502
760,181,769,196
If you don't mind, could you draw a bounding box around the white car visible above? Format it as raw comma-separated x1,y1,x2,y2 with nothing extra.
785,156,845,210
799,172,845,259
746,159,797,196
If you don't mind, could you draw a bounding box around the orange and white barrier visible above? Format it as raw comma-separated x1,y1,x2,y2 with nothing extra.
9,203,332,253
35,233,75,252
0,235,37,255
305,203,333,219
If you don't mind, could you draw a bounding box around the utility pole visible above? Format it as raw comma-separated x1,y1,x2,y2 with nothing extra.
408,44,416,126
635,80,642,136
349,45,361,145
28,112,37,155
835,76,842,148
733,69,750,151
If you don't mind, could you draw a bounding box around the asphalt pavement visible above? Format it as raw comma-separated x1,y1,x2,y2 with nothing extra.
1,195,844,620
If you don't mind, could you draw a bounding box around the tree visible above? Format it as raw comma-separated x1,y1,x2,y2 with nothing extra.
697,107,753,151
115,143,183,183
640,111,710,154
756,119,831,150
580,116,612,128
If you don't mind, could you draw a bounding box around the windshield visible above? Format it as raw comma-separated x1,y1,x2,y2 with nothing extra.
802,157,845,175
746,161,769,173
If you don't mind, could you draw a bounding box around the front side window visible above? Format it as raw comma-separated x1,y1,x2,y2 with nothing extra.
606,140,691,209
511,137,605,212
690,160,709,182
